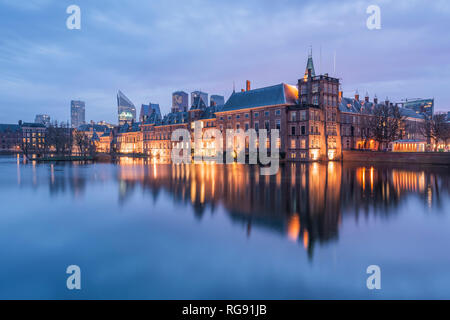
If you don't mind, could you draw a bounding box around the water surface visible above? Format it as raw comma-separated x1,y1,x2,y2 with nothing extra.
0,155,449,299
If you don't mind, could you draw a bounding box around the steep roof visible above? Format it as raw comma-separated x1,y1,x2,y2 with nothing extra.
339,97,425,119
21,122,46,128
157,111,189,126
221,83,298,112
0,124,21,133
304,54,316,79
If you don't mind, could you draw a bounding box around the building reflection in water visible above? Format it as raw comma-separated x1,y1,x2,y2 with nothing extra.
12,156,448,259
115,158,450,259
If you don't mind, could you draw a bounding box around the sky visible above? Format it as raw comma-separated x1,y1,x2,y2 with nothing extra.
0,0,449,124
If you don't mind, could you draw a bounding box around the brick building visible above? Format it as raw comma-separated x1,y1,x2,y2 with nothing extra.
0,124,21,152
109,54,429,161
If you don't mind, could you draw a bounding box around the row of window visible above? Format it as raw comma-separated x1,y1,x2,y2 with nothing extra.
219,109,282,121
300,83,338,95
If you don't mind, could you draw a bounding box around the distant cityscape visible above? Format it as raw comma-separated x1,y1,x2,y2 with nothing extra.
0,54,449,160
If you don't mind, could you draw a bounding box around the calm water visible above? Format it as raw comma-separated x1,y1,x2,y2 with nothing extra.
0,155,449,299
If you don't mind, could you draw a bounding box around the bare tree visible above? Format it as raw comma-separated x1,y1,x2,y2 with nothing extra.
365,104,405,151
45,123,73,156
19,135,31,160
419,113,447,151
73,130,91,157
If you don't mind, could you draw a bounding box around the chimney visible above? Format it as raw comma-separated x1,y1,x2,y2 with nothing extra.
18,120,23,126
374,95,378,104
355,90,359,102
338,91,343,103
365,92,369,103
241,89,245,92
246,80,251,91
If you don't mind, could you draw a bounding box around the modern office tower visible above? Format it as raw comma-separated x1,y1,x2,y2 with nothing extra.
71,100,86,128
402,98,434,118
191,91,208,109
117,90,137,126
210,95,225,107
35,114,51,127
172,91,189,113
140,103,161,122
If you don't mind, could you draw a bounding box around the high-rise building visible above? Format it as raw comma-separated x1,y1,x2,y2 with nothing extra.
191,91,208,109
140,103,161,122
71,100,85,128
210,95,225,107
402,98,434,118
35,114,51,127
172,91,189,113
117,90,136,126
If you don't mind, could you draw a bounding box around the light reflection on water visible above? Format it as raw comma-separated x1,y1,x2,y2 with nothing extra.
0,155,449,299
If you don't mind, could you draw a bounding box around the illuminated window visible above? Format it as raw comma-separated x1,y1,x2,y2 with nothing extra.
291,139,296,148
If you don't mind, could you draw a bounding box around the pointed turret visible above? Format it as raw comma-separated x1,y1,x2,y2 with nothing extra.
303,50,316,81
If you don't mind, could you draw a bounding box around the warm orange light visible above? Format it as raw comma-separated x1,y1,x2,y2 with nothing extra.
287,214,300,242
303,231,309,249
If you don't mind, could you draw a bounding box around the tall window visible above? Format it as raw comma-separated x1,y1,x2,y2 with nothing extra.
300,111,306,121
290,112,296,121
313,96,319,105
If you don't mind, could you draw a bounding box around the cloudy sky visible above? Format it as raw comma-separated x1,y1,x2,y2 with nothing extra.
0,0,449,124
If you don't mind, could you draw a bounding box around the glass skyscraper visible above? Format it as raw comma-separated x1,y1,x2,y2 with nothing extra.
191,91,208,109
403,98,434,118
35,114,51,127
71,100,85,128
210,95,225,107
117,90,137,125
172,91,189,112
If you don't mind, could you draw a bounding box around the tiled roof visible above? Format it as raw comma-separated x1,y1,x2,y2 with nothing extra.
21,122,46,128
339,97,425,120
221,83,298,112
0,124,21,133
118,122,141,133
156,112,189,126
78,124,110,132
200,105,222,120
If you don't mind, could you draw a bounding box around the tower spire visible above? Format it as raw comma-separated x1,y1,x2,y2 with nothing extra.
304,48,316,80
